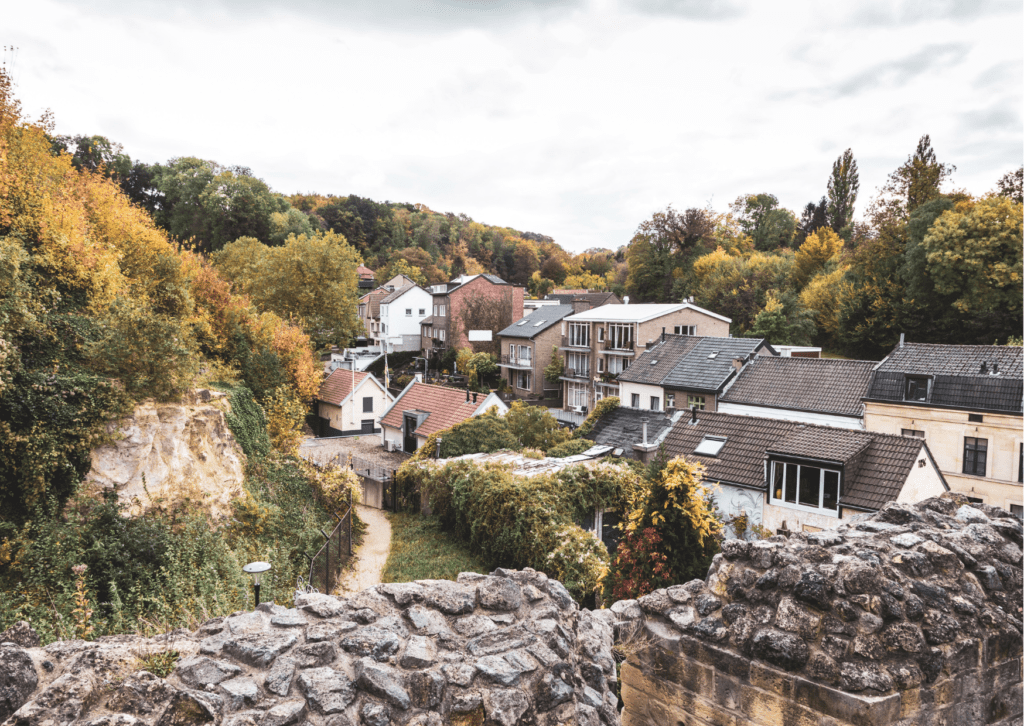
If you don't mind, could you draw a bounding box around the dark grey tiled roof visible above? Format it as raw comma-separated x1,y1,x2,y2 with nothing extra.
498,306,574,339
615,336,702,385
720,357,877,417
379,284,417,304
660,412,937,511
588,407,677,459
866,343,1023,413
420,316,436,326
545,292,621,307
619,335,771,392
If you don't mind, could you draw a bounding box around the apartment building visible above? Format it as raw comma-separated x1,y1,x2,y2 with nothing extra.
558,302,731,412
420,274,525,358
496,305,574,400
862,342,1023,515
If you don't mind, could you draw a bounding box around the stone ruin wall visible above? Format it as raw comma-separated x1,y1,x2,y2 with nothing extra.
1,494,1021,726
613,496,1023,726
0,569,619,726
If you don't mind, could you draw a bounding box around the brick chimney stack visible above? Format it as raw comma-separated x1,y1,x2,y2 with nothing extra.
572,297,591,315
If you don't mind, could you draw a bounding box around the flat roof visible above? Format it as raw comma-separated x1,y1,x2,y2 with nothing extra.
565,302,731,324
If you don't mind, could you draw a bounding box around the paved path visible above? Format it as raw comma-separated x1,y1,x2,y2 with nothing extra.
334,504,392,594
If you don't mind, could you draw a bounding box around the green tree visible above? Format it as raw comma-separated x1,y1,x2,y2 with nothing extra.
826,148,860,239
731,194,798,251
543,347,564,383
996,166,1023,205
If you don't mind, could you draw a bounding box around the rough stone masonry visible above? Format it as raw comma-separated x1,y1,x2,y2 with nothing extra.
615,495,1024,726
0,568,619,726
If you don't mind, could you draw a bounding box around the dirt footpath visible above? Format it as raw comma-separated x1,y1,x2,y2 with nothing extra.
334,504,392,594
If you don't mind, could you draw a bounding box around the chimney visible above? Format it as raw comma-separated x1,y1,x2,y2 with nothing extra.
899,333,905,347
623,296,630,305
993,362,999,374
733,357,744,371
980,362,988,375
690,405,698,424
661,327,666,343
472,392,478,403
641,417,649,446
466,388,470,403
572,297,591,314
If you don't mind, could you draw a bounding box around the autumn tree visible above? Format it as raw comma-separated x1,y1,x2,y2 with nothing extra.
792,227,844,288
996,166,1023,204
826,148,859,239
504,401,569,451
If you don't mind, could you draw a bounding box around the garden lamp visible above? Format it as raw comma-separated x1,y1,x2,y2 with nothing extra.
243,561,271,608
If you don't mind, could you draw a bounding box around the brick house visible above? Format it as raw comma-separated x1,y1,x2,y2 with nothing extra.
356,274,419,345
496,305,574,401
862,342,1023,515
559,303,732,412
420,275,525,360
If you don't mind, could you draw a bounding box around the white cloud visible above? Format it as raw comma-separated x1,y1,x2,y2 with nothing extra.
5,0,1021,252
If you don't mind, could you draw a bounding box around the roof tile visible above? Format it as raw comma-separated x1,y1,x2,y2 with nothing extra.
381,382,491,438
720,357,876,416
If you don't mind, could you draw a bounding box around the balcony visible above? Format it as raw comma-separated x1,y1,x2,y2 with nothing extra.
559,367,591,382
602,339,635,355
560,334,591,351
499,354,534,370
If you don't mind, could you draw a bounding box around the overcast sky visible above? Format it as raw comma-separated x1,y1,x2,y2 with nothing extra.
5,0,1022,252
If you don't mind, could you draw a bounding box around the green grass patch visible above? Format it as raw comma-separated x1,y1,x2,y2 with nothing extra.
381,512,490,583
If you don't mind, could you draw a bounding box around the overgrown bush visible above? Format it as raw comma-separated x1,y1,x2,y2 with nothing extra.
411,408,519,462
219,385,271,459
398,459,637,598
576,396,619,439
504,401,569,451
546,438,595,458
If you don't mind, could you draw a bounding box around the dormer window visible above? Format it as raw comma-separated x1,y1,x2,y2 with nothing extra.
694,435,727,456
770,460,840,515
904,376,929,402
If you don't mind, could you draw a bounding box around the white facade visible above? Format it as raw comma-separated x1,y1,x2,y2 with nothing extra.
318,375,394,435
717,402,864,430
379,286,433,353
617,381,669,411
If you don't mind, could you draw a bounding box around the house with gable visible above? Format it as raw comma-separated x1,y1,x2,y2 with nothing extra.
718,356,877,429
379,381,509,453
659,410,949,536
862,342,1023,515
378,284,432,353
559,303,733,413
496,305,574,401
615,334,776,414
420,274,525,358
357,274,421,348
316,368,394,437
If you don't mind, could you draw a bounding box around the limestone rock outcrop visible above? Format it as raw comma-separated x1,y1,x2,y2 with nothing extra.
84,389,245,519
616,495,1024,726
0,569,619,726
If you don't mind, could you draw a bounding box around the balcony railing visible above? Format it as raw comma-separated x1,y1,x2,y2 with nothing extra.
499,354,533,368
560,367,591,380
560,335,591,349
603,339,635,353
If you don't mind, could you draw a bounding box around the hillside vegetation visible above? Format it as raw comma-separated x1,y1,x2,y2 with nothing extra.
0,71,359,642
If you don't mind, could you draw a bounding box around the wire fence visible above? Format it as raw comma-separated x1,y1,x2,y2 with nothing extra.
305,497,353,595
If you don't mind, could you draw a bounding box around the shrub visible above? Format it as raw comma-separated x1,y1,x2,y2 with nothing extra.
411,408,519,462
546,438,595,458
576,396,619,439
219,385,270,459
504,401,569,451
264,385,306,456
398,459,638,598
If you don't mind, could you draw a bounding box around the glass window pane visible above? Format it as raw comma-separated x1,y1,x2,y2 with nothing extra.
785,463,798,504
799,465,820,507
823,471,839,510
772,462,784,501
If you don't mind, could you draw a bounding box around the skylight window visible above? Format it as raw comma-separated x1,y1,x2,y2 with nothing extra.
650,360,658,365
516,320,528,326
533,320,546,326
694,435,727,456
708,352,718,359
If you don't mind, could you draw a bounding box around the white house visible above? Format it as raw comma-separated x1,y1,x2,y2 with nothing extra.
379,381,508,453
378,284,433,353
316,369,394,436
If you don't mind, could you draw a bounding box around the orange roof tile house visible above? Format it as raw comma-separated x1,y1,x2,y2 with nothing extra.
315,369,393,437
379,380,508,453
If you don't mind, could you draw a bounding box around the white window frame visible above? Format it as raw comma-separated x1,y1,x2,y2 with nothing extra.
769,460,841,517
607,356,627,375
440,305,446,317
567,381,588,408
568,322,590,348
598,358,605,373
666,393,675,409
567,352,589,377
597,326,605,342
607,323,633,350
517,370,532,390
674,325,696,336
650,396,660,411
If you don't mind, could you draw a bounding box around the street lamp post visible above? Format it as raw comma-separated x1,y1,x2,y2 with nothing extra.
243,561,271,609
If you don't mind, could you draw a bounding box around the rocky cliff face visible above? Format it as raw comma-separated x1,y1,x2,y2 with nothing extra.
0,569,619,726
85,389,246,520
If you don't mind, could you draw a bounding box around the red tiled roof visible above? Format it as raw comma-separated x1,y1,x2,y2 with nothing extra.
357,265,375,279
381,382,484,438
319,369,370,406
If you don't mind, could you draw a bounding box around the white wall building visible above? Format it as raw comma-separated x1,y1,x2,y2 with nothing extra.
378,284,433,353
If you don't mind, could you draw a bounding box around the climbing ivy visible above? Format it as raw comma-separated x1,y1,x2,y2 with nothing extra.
218,385,271,459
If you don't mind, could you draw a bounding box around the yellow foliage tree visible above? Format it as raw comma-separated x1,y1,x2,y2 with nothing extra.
800,266,853,342
792,227,844,288
562,270,606,291
263,385,307,456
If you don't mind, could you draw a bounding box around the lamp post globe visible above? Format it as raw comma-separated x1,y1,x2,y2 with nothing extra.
243,561,271,608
